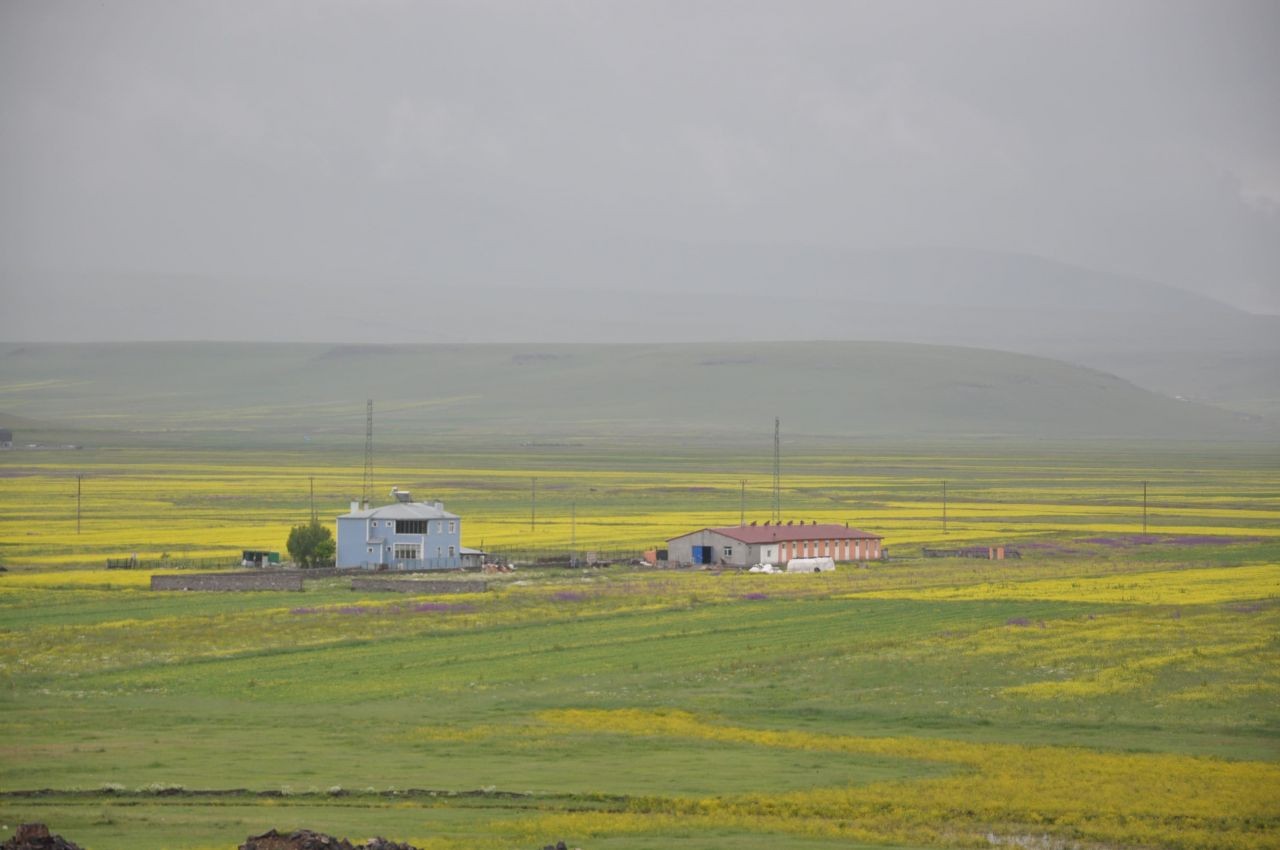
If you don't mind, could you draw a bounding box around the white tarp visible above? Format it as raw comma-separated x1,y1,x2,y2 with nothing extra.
785,557,836,573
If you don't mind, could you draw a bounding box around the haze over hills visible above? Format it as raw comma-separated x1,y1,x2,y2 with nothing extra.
0,340,1270,443
5,248,1277,418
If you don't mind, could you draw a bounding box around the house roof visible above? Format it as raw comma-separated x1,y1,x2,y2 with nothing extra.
339,502,459,521
670,523,882,544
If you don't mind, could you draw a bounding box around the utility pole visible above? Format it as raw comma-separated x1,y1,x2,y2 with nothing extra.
772,418,781,523
309,475,316,523
76,473,83,534
362,399,374,509
1142,480,1148,534
942,480,948,535
531,477,537,532
740,479,746,525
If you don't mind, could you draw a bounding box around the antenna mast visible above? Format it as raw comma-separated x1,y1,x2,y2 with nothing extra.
772,417,781,523
362,399,374,509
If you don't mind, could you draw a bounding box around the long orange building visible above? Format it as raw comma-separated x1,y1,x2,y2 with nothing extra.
667,521,883,567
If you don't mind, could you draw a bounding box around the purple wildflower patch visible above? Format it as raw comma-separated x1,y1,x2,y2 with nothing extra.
1166,535,1260,546
1005,617,1031,627
1082,535,1162,547
551,591,589,602
1082,534,1257,548
410,602,471,613
739,593,769,601
1016,541,1080,554
290,601,471,617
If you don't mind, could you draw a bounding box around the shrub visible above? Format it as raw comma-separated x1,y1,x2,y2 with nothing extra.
286,520,335,568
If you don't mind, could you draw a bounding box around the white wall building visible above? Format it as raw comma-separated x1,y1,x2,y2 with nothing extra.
667,521,884,567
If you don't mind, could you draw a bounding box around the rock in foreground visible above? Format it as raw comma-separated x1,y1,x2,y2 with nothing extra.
1,824,84,850
240,828,420,850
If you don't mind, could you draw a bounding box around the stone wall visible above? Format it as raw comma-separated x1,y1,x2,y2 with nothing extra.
350,578,488,594
150,572,304,592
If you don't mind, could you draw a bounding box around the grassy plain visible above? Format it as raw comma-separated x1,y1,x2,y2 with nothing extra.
1,438,1278,849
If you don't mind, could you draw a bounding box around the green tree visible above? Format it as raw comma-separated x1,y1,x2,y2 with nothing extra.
286,520,335,568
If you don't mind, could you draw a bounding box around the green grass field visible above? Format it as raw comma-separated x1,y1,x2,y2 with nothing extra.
1,437,1278,849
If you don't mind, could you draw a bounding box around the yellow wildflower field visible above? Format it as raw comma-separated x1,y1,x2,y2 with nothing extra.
3,445,1279,565
849,563,1280,605
503,708,1279,850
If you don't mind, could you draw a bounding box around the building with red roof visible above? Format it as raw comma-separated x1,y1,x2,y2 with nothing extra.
667,521,883,567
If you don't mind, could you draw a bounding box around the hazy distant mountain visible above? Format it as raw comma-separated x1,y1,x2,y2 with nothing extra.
0,341,1270,442
3,247,1277,417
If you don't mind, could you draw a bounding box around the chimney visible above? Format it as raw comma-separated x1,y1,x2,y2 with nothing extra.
350,501,360,514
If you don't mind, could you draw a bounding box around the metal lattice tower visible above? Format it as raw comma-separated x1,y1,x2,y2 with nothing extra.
361,399,374,509
772,417,781,523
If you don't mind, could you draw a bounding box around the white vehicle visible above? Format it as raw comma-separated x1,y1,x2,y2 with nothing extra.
785,557,836,573
748,563,776,573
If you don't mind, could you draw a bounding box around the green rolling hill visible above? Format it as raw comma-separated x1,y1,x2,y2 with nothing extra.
0,341,1271,443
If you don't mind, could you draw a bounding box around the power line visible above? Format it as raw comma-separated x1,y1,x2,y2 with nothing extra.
1142,480,1148,534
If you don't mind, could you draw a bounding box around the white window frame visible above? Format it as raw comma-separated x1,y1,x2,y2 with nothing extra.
448,521,456,534
723,546,733,557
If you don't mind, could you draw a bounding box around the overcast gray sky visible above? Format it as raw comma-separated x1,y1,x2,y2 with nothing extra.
2,0,1278,341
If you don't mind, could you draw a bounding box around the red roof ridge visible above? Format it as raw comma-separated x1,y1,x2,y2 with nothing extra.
672,523,882,544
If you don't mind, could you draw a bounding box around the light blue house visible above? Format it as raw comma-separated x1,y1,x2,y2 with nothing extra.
336,490,480,569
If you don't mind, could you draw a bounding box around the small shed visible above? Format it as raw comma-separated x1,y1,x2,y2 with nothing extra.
242,549,281,567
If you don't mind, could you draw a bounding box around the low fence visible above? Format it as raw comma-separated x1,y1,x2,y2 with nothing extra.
922,546,1020,560
487,547,645,567
351,578,489,594
353,557,464,571
108,556,242,570
150,572,304,592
